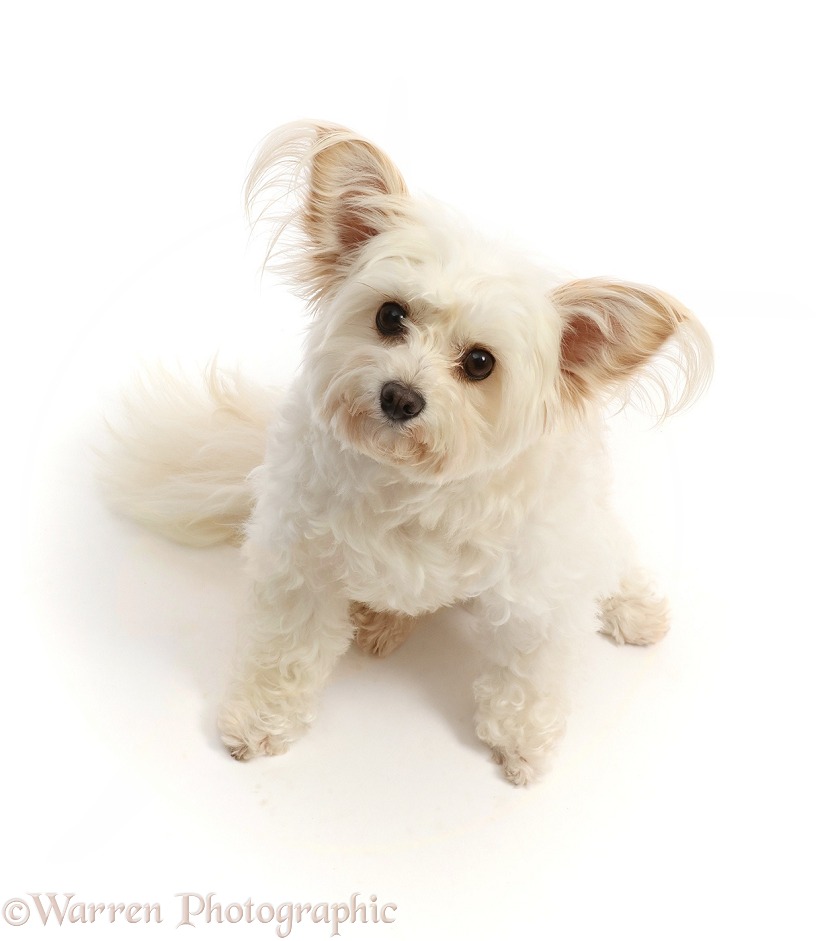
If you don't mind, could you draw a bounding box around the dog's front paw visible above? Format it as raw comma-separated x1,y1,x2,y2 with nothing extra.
474,672,564,785
224,730,288,762
217,702,291,762
490,746,540,786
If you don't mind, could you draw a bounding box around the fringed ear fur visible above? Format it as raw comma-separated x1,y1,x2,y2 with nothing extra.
554,278,713,417
245,121,409,304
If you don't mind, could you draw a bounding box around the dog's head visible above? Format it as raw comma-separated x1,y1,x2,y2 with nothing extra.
247,121,712,481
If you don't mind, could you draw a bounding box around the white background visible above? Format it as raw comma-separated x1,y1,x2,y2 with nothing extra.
2,2,834,939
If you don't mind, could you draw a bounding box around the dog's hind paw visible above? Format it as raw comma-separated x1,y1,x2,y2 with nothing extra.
351,603,418,657
599,571,670,646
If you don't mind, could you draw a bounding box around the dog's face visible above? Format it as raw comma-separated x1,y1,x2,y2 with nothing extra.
246,122,712,481
306,211,564,481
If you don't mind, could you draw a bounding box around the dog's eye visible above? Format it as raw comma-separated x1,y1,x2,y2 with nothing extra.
375,302,408,337
461,348,495,381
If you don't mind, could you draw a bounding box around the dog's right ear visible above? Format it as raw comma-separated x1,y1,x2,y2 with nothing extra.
245,121,409,303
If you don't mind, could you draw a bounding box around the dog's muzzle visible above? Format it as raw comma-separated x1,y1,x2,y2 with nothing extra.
379,381,425,423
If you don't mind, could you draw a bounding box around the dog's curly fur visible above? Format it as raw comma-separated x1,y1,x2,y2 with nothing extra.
103,121,712,784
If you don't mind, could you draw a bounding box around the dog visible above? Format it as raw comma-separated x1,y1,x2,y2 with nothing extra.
104,120,712,784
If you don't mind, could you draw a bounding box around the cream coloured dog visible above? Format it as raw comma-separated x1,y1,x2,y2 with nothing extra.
105,121,712,784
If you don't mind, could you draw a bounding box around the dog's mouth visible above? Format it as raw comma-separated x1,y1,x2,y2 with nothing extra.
324,395,447,477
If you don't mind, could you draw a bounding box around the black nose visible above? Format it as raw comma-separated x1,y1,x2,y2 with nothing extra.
380,381,425,422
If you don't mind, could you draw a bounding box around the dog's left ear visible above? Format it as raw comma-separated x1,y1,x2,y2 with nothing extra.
553,278,713,416
246,121,409,303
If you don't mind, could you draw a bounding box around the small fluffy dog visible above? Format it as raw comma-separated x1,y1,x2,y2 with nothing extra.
105,121,712,784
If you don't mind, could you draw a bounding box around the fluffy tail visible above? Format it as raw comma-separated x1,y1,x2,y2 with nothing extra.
101,364,278,547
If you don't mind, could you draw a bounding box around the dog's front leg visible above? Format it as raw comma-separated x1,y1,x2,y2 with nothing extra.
469,596,571,786
218,553,353,761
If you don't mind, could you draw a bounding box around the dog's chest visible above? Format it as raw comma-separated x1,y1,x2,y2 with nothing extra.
326,484,521,616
